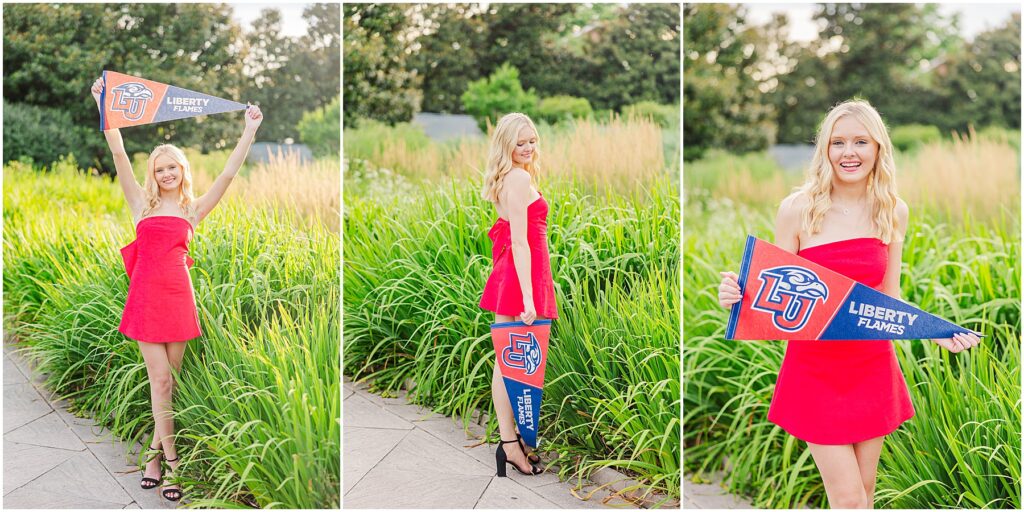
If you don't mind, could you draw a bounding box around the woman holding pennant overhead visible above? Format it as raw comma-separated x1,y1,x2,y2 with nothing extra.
717,100,981,509
479,112,558,477
91,76,262,502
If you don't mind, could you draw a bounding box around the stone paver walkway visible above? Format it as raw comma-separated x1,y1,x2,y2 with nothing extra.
682,474,754,509
344,378,648,509
3,341,177,509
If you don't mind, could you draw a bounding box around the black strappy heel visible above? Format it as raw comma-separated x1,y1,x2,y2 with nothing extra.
496,439,543,477
161,456,183,502
516,433,541,464
139,445,162,490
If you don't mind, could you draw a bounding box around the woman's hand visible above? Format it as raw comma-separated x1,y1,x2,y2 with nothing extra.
245,104,263,131
91,77,104,109
931,332,981,353
718,271,742,309
520,300,537,326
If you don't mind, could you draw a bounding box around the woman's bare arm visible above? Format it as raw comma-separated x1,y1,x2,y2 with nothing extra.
193,105,263,223
501,169,536,324
92,77,145,216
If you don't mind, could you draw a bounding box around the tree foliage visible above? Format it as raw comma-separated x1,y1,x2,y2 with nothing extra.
4,3,244,169
342,4,421,127
684,4,1021,154
3,3,340,170
242,4,341,142
683,4,774,160
346,3,679,124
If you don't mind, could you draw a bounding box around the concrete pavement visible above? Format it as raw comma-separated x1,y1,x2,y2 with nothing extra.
343,378,648,509
682,474,754,509
3,340,177,509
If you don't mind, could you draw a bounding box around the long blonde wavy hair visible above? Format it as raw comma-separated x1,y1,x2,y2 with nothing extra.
797,100,900,244
141,144,196,221
481,113,540,203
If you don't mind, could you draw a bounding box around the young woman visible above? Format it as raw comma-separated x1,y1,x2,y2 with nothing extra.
717,100,980,509
91,76,263,501
479,112,557,477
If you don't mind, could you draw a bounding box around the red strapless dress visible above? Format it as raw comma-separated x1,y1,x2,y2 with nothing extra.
479,194,558,319
118,216,201,343
767,237,914,444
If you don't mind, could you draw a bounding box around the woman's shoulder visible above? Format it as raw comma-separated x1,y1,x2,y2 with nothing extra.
505,167,531,183
894,196,909,231
894,197,908,217
502,167,532,192
778,190,809,217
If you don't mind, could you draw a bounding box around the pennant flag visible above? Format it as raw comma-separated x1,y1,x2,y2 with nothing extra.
726,236,976,341
99,70,246,130
491,320,551,448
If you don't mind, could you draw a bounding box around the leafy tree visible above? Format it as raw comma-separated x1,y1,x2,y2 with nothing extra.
343,4,421,127
242,5,341,142
403,4,679,116
581,3,681,110
479,4,575,98
407,4,487,113
683,4,774,160
934,13,1021,133
461,63,538,131
769,4,960,143
4,3,246,169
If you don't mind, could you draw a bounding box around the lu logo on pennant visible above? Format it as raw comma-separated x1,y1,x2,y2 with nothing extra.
100,70,246,130
491,320,550,448
726,236,977,341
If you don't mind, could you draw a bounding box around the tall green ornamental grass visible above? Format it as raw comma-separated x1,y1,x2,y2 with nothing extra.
683,141,1021,508
3,159,340,508
343,175,681,504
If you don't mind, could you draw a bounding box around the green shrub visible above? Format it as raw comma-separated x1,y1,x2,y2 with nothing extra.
593,109,615,123
297,97,341,158
977,125,1021,152
535,95,593,124
460,63,538,131
3,101,92,167
342,118,432,161
891,124,942,152
623,101,679,129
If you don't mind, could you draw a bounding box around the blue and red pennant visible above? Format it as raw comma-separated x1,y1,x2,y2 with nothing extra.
99,70,246,130
491,320,550,448
726,236,976,340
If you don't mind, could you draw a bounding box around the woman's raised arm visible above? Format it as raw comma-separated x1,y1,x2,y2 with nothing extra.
193,105,262,223
92,77,145,215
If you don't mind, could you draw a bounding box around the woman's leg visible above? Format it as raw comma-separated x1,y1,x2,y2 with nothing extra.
144,342,187,455
160,341,187,498
852,436,885,509
806,442,869,508
137,342,176,455
137,341,182,498
491,313,537,472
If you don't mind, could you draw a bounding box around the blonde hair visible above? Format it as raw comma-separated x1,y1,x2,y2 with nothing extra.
141,144,196,221
796,100,900,244
481,113,540,203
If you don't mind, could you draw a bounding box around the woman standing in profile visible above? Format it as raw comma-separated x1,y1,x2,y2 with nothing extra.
92,76,263,501
479,112,558,477
717,100,980,508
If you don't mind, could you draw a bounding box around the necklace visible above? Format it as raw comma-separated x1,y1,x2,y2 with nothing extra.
834,199,865,216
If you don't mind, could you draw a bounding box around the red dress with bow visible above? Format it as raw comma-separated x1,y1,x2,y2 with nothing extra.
479,194,558,319
118,216,201,343
768,237,915,444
